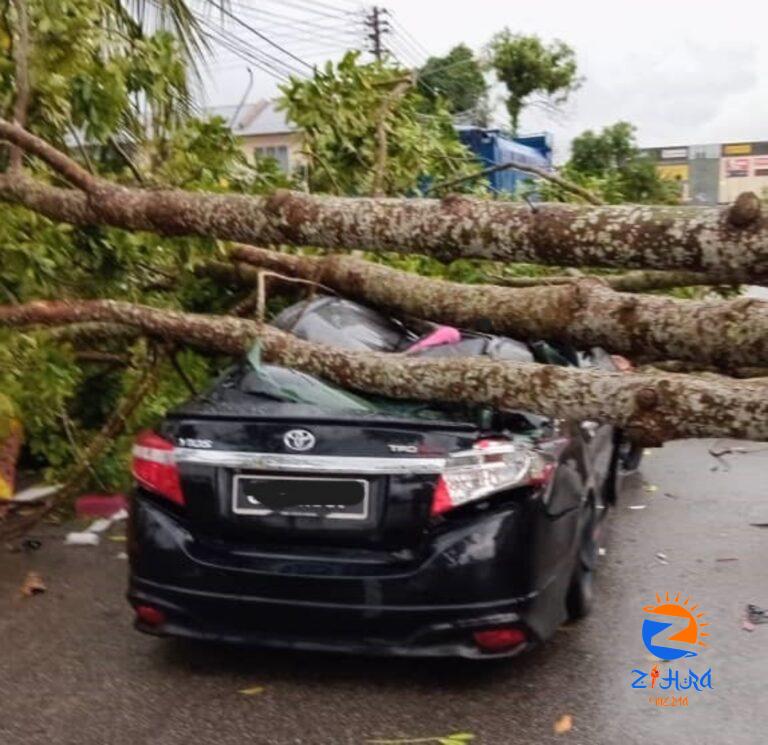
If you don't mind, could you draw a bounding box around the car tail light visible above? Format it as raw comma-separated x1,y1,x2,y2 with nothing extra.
135,605,166,627
131,430,184,506
473,627,527,653
430,438,558,517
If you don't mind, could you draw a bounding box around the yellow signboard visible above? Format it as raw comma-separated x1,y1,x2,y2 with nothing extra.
657,164,689,181
723,143,752,155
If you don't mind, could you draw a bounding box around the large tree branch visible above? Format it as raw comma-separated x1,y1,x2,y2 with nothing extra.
487,268,752,291
0,121,766,274
0,121,97,191
229,246,768,369
2,299,768,443
9,0,30,171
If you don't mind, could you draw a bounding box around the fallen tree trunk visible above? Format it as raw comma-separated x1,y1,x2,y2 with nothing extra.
2,299,768,443
1,121,768,274
228,246,768,368
488,268,749,291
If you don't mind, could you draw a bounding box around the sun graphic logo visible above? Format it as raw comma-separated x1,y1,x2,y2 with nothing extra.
642,593,710,661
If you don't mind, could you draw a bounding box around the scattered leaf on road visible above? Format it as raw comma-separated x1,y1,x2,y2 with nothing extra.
643,484,658,493
239,685,265,696
554,714,573,734
20,571,46,597
366,734,474,744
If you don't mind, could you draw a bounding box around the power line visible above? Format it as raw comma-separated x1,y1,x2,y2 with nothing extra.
227,1,361,34
250,0,357,23
388,15,431,60
200,20,306,77
204,0,315,72
197,18,302,81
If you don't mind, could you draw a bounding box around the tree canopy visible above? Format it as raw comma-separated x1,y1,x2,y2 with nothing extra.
487,30,580,133
417,44,488,122
560,121,681,204
279,51,477,196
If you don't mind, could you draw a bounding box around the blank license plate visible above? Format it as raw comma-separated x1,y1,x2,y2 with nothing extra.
232,475,369,520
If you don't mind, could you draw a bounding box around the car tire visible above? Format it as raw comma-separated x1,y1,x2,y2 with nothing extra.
566,559,594,621
604,442,621,506
620,442,644,473
566,494,598,621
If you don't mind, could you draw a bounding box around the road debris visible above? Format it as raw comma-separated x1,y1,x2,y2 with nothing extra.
629,505,647,510
554,714,573,735
655,552,669,565
746,604,768,625
64,508,128,547
239,685,265,695
643,484,658,493
65,531,100,546
11,483,61,503
367,735,474,744
20,571,46,597
75,494,128,519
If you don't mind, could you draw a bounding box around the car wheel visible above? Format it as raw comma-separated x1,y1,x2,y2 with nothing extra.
619,442,644,474
604,441,621,506
567,494,598,621
566,559,594,621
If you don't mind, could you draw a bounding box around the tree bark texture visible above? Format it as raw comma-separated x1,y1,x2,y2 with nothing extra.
229,246,768,369
489,268,752,291
2,299,768,444
0,121,767,274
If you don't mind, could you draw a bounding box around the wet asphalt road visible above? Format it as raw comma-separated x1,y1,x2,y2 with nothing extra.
1,439,767,745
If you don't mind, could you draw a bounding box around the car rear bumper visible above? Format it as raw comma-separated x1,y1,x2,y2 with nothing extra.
127,496,576,658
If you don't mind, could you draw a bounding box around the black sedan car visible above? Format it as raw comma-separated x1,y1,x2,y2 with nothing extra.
128,298,623,658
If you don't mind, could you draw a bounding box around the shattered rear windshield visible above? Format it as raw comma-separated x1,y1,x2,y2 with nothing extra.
226,362,475,423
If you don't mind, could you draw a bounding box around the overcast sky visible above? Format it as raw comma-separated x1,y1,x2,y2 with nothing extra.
202,0,767,161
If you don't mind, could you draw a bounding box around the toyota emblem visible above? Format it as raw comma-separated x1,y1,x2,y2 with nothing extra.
283,429,316,452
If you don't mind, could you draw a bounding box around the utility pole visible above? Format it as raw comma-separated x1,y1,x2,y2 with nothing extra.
365,6,389,62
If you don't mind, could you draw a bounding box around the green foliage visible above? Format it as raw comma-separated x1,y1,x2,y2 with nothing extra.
554,122,681,205
418,44,487,121
487,30,580,133
0,0,290,493
278,52,479,196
